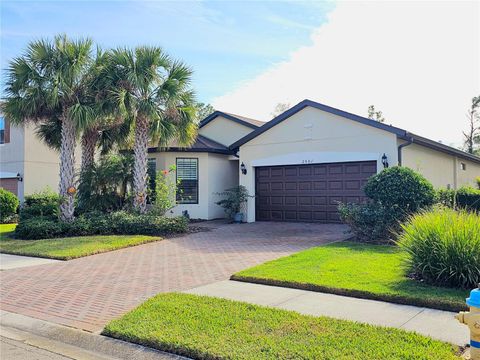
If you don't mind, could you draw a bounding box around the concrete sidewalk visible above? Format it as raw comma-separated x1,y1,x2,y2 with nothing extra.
184,280,468,346
0,253,60,270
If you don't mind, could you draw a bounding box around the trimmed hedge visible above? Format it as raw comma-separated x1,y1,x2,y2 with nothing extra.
20,190,60,221
0,189,19,223
339,167,436,243
14,211,188,240
364,167,436,212
437,186,480,212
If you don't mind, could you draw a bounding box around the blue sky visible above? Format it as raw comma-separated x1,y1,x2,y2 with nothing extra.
1,0,334,103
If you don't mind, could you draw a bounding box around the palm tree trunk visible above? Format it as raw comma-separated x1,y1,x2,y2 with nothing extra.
81,128,98,174
59,115,76,221
132,115,149,213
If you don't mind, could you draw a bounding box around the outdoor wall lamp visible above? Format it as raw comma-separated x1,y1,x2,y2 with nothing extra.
240,162,247,175
16,173,23,182
381,153,389,168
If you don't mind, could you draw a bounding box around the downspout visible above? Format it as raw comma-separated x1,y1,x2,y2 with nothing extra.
397,133,414,166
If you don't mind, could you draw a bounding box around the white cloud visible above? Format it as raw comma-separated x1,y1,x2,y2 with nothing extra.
212,1,479,147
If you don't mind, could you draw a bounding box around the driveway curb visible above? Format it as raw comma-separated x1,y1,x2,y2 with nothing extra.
0,310,188,360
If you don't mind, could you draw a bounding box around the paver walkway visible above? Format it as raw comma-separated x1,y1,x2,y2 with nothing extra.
0,221,348,332
186,280,468,345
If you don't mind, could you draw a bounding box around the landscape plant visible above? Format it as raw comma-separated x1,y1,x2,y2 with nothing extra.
150,165,178,216
0,189,19,223
339,166,436,243
3,35,101,221
105,46,197,213
437,186,480,212
20,189,60,221
398,207,480,289
216,185,251,221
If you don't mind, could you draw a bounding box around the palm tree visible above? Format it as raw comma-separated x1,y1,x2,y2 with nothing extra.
106,47,197,213
2,35,97,221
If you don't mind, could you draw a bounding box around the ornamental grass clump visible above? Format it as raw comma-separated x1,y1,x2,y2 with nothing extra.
398,208,480,289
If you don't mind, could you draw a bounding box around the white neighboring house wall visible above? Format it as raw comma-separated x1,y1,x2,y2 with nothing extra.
238,106,399,222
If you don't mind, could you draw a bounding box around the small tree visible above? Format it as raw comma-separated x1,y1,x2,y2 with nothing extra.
367,105,386,123
197,103,215,121
463,96,480,155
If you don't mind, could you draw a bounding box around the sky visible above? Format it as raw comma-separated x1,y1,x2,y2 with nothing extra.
1,1,479,147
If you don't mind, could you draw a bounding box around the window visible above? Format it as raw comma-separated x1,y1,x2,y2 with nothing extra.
176,158,198,204
147,158,157,203
0,117,5,144
460,162,467,171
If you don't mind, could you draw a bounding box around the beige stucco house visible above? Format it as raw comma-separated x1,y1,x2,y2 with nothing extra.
2,99,480,223
0,116,79,201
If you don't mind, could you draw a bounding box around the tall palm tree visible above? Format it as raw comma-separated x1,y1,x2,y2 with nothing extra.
106,47,197,213
2,35,97,221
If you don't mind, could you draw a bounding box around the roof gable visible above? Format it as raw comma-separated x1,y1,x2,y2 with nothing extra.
228,99,480,165
199,111,262,130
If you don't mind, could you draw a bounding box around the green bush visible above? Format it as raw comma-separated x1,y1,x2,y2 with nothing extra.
338,202,405,243
437,186,480,212
0,189,19,223
20,189,60,220
476,176,480,190
14,211,189,240
15,218,65,240
398,208,480,289
364,167,436,213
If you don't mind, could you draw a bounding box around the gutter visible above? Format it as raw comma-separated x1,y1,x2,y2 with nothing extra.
397,133,414,166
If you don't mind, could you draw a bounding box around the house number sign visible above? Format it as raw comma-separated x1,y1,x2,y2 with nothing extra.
301,159,314,164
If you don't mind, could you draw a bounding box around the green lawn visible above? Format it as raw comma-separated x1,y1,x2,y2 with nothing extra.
103,293,460,360
0,223,161,260
232,242,468,312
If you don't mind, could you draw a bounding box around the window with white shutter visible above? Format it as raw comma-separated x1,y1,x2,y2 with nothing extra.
176,158,198,204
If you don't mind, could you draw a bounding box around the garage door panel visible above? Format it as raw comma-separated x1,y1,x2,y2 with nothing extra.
255,161,376,223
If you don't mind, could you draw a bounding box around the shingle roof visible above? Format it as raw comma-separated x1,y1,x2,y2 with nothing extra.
148,135,233,155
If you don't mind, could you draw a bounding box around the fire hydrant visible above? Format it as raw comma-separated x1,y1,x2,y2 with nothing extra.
456,284,480,360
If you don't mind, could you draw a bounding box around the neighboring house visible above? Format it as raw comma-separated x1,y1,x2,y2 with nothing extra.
0,115,81,201
2,100,480,223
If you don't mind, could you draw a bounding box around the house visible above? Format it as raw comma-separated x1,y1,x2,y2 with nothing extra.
0,115,82,201
2,99,480,223
149,99,480,222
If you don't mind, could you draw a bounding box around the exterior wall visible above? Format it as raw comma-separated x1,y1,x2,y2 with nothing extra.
239,106,398,222
0,124,25,200
199,116,255,146
148,151,238,220
0,123,82,201
400,141,480,189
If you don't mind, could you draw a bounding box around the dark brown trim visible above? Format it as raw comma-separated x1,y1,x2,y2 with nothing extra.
4,118,10,144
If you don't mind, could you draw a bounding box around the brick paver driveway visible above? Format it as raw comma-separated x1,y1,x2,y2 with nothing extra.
0,221,349,332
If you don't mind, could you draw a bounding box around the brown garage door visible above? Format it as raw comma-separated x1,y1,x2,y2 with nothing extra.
255,161,376,223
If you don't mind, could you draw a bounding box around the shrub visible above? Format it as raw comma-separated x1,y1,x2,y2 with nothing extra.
150,165,178,216
14,211,189,240
77,154,134,214
364,167,436,213
15,218,65,240
216,185,251,219
437,186,480,212
476,176,480,190
20,189,60,220
398,208,480,289
0,189,19,223
338,202,406,243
